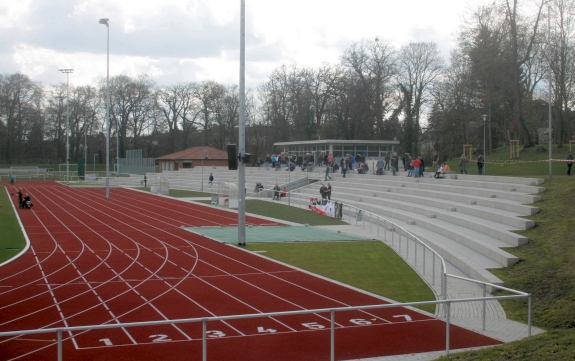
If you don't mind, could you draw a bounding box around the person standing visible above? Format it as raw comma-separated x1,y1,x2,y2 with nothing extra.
324,163,332,181
17,188,23,208
144,175,147,187
273,183,280,200
412,157,421,178
432,151,439,172
419,156,425,178
459,154,468,174
326,183,332,200
208,173,214,186
320,183,327,200
342,161,348,178
9,174,15,186
376,157,384,175
477,155,485,175
391,153,398,176
568,152,574,175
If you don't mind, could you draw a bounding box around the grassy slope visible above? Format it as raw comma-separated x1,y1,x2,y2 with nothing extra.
435,146,575,361
246,241,436,313
0,188,27,263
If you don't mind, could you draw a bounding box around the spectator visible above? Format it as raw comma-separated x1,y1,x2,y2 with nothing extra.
144,175,147,187
208,173,214,186
376,157,384,175
320,184,327,200
280,188,288,198
477,155,485,175
273,183,280,200
432,151,439,171
412,157,421,178
568,152,573,176
325,163,332,181
434,165,444,178
9,174,15,186
459,154,468,174
442,163,451,174
325,183,332,200
391,153,398,176
384,153,390,170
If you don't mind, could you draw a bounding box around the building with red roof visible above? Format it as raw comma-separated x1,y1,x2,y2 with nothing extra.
156,146,228,172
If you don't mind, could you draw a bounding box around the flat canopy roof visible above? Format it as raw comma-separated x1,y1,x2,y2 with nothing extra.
274,139,399,146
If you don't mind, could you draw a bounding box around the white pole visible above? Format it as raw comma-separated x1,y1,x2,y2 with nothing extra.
548,6,552,178
99,18,110,199
238,0,246,246
59,69,74,185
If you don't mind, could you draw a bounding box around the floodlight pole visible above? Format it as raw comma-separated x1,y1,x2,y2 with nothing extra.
59,69,73,186
99,18,110,199
238,0,246,247
548,6,552,178
482,114,486,174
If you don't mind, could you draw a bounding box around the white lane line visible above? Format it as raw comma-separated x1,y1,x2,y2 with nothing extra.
105,189,396,324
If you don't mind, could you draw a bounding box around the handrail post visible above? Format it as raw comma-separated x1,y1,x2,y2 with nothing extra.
482,283,487,331
432,254,435,286
445,301,451,355
330,309,335,361
527,293,532,336
202,318,207,361
57,329,62,361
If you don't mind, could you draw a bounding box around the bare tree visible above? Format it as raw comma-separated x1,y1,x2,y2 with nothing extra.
397,42,445,153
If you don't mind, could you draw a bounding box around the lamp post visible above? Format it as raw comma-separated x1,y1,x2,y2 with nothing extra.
482,114,487,175
201,156,208,192
58,69,73,185
99,18,110,199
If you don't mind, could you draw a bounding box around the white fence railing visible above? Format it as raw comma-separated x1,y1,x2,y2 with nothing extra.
0,292,531,361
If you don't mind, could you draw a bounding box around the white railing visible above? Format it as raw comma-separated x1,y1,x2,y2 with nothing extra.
254,189,528,327
0,292,531,361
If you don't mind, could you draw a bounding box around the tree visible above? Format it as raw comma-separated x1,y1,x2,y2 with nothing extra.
397,42,444,154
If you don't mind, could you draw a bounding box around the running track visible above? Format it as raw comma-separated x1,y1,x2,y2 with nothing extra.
0,183,501,360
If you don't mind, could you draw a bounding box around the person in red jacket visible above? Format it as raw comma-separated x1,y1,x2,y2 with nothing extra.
413,157,421,178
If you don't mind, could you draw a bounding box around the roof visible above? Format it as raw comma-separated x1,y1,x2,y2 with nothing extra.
157,146,228,160
274,139,399,146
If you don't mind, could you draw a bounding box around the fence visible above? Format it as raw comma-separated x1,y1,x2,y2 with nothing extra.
0,291,531,361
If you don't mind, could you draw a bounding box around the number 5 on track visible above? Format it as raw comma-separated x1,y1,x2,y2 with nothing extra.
257,327,276,333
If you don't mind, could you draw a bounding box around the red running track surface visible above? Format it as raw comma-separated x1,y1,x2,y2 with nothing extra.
0,183,502,360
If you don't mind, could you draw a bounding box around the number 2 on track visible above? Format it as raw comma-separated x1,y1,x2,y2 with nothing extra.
150,334,172,342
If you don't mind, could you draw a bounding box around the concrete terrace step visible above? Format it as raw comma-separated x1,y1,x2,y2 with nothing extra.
312,182,534,230
290,193,518,268
334,175,541,204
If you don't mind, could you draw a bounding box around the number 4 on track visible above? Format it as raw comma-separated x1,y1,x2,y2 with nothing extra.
257,327,276,333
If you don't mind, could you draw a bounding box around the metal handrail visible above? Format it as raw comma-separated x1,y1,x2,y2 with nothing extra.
0,294,531,361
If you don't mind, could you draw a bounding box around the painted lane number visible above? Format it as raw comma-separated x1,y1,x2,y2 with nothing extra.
99,338,113,346
350,318,372,326
150,334,172,342
206,330,225,338
302,322,325,330
257,327,277,333
393,314,413,321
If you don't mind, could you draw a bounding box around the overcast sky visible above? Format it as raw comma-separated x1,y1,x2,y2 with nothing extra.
1,0,489,89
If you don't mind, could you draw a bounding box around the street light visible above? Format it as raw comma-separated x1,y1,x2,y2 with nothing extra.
201,156,208,192
99,17,110,199
482,114,487,175
58,69,73,185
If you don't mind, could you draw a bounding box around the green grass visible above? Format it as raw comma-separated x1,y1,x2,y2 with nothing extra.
0,188,27,264
444,144,573,176
246,241,436,313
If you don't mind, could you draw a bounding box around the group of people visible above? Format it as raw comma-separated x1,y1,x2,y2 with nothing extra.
16,188,33,209
319,183,332,200
272,183,288,200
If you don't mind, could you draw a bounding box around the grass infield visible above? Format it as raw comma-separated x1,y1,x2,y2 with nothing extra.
246,241,436,313
0,188,27,264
